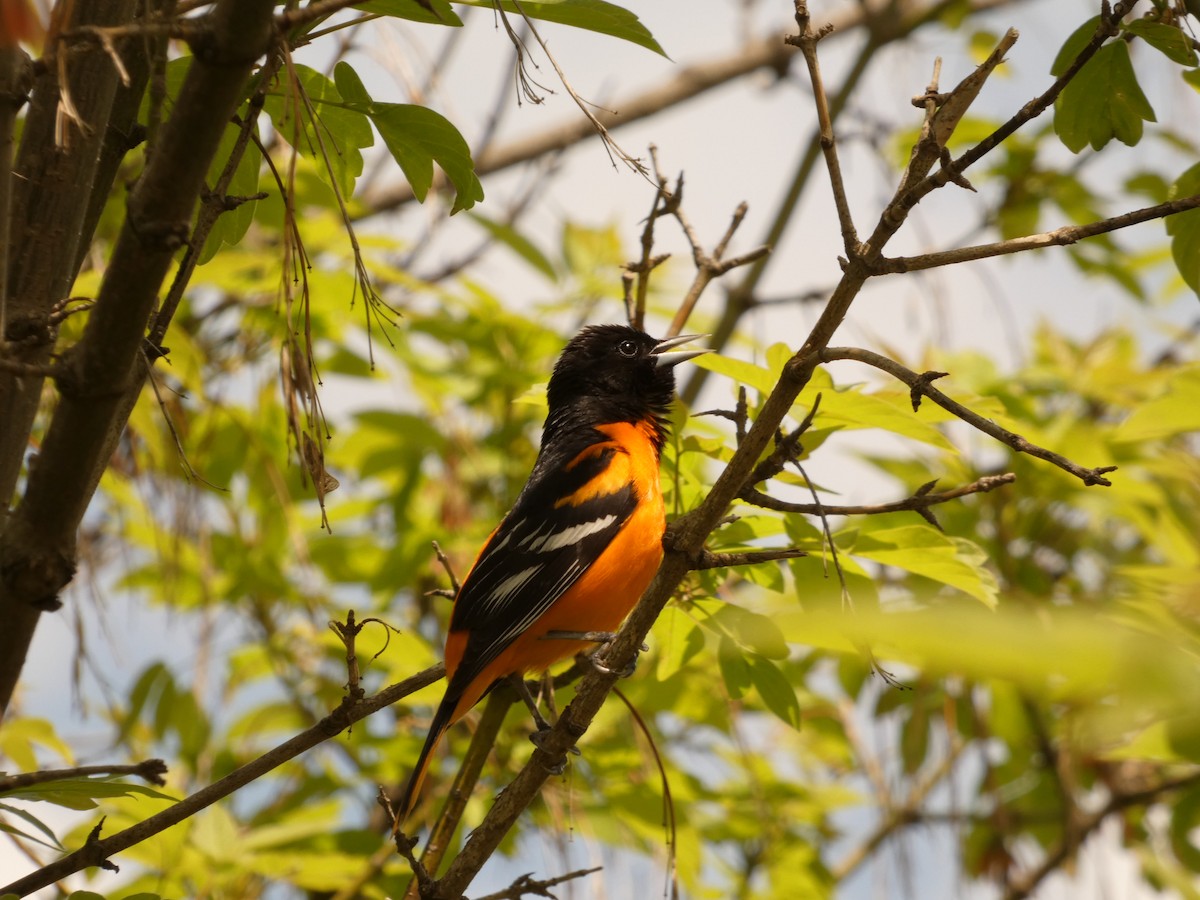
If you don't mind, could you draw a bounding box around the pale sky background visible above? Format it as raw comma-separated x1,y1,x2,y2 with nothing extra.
4,0,1198,896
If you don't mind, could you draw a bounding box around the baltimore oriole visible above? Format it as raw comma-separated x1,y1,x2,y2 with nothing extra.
396,324,707,824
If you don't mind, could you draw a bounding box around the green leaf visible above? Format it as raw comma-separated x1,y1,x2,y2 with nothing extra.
850,523,999,607
2,778,175,811
747,658,802,730
118,662,174,745
355,0,463,26
333,62,483,213
263,64,374,196
239,800,344,851
1115,365,1200,441
1185,67,1200,93
653,605,706,681
190,804,242,863
695,599,790,660
1165,162,1200,295
0,718,74,771
468,212,557,279
717,634,751,700
819,385,957,450
691,353,777,396
1170,786,1200,869
199,117,262,265
1054,41,1156,152
1050,17,1100,77
1110,715,1200,763
1124,19,1198,66
452,0,666,56
0,801,65,850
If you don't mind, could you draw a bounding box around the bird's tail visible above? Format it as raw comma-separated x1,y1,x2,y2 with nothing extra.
394,694,458,832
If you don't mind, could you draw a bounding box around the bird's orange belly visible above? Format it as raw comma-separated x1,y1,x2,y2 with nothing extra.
447,492,664,720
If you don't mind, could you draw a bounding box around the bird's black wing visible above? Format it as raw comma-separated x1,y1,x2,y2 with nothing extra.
446,439,637,692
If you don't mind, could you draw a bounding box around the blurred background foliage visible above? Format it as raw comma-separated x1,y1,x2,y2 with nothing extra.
2,1,1199,898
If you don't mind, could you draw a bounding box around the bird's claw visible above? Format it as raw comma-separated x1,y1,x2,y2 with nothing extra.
528,727,580,755
592,640,649,678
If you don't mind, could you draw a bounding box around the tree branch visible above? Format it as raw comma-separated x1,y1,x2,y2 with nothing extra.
887,0,1140,223
875,192,1200,274
786,3,859,258
473,866,603,900
680,0,1023,405
0,0,277,717
742,473,1016,521
832,735,968,880
817,347,1116,486
1004,769,1200,900
0,664,443,895
400,690,512,900
0,759,167,793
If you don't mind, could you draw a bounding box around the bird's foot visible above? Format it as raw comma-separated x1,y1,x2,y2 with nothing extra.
540,630,647,678
592,638,649,678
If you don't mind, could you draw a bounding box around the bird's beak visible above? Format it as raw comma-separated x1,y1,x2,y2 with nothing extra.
652,333,710,368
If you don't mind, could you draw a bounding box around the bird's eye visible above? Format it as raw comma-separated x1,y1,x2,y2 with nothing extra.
617,339,638,358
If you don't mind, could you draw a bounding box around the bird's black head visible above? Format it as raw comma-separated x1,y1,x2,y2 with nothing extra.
543,324,707,453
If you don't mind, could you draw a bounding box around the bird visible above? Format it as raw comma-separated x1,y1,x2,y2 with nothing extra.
395,324,707,827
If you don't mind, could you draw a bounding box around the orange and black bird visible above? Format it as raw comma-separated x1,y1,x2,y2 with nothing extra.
396,324,707,825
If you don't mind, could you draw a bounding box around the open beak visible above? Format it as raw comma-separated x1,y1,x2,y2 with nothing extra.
652,333,710,368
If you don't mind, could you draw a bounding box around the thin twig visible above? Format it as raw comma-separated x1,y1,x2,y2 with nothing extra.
0,760,168,793
817,348,1117,486
509,0,648,177
625,146,676,331
688,548,808,569
0,350,61,377
431,541,462,595
665,200,769,339
875,192,1200,274
741,473,1017,519
885,1,1140,228
611,686,678,899
142,355,226,491
745,393,822,488
786,2,859,258
474,866,604,900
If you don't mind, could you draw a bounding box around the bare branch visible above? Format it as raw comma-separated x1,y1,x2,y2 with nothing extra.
665,199,769,339
474,867,604,900
688,547,809,569
786,3,859,258
875,192,1200,274
431,540,462,596
741,473,1018,518
833,735,968,880
0,349,60,377
0,664,444,895
1005,770,1200,900
0,759,167,793
817,347,1116,486
887,0,1141,225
